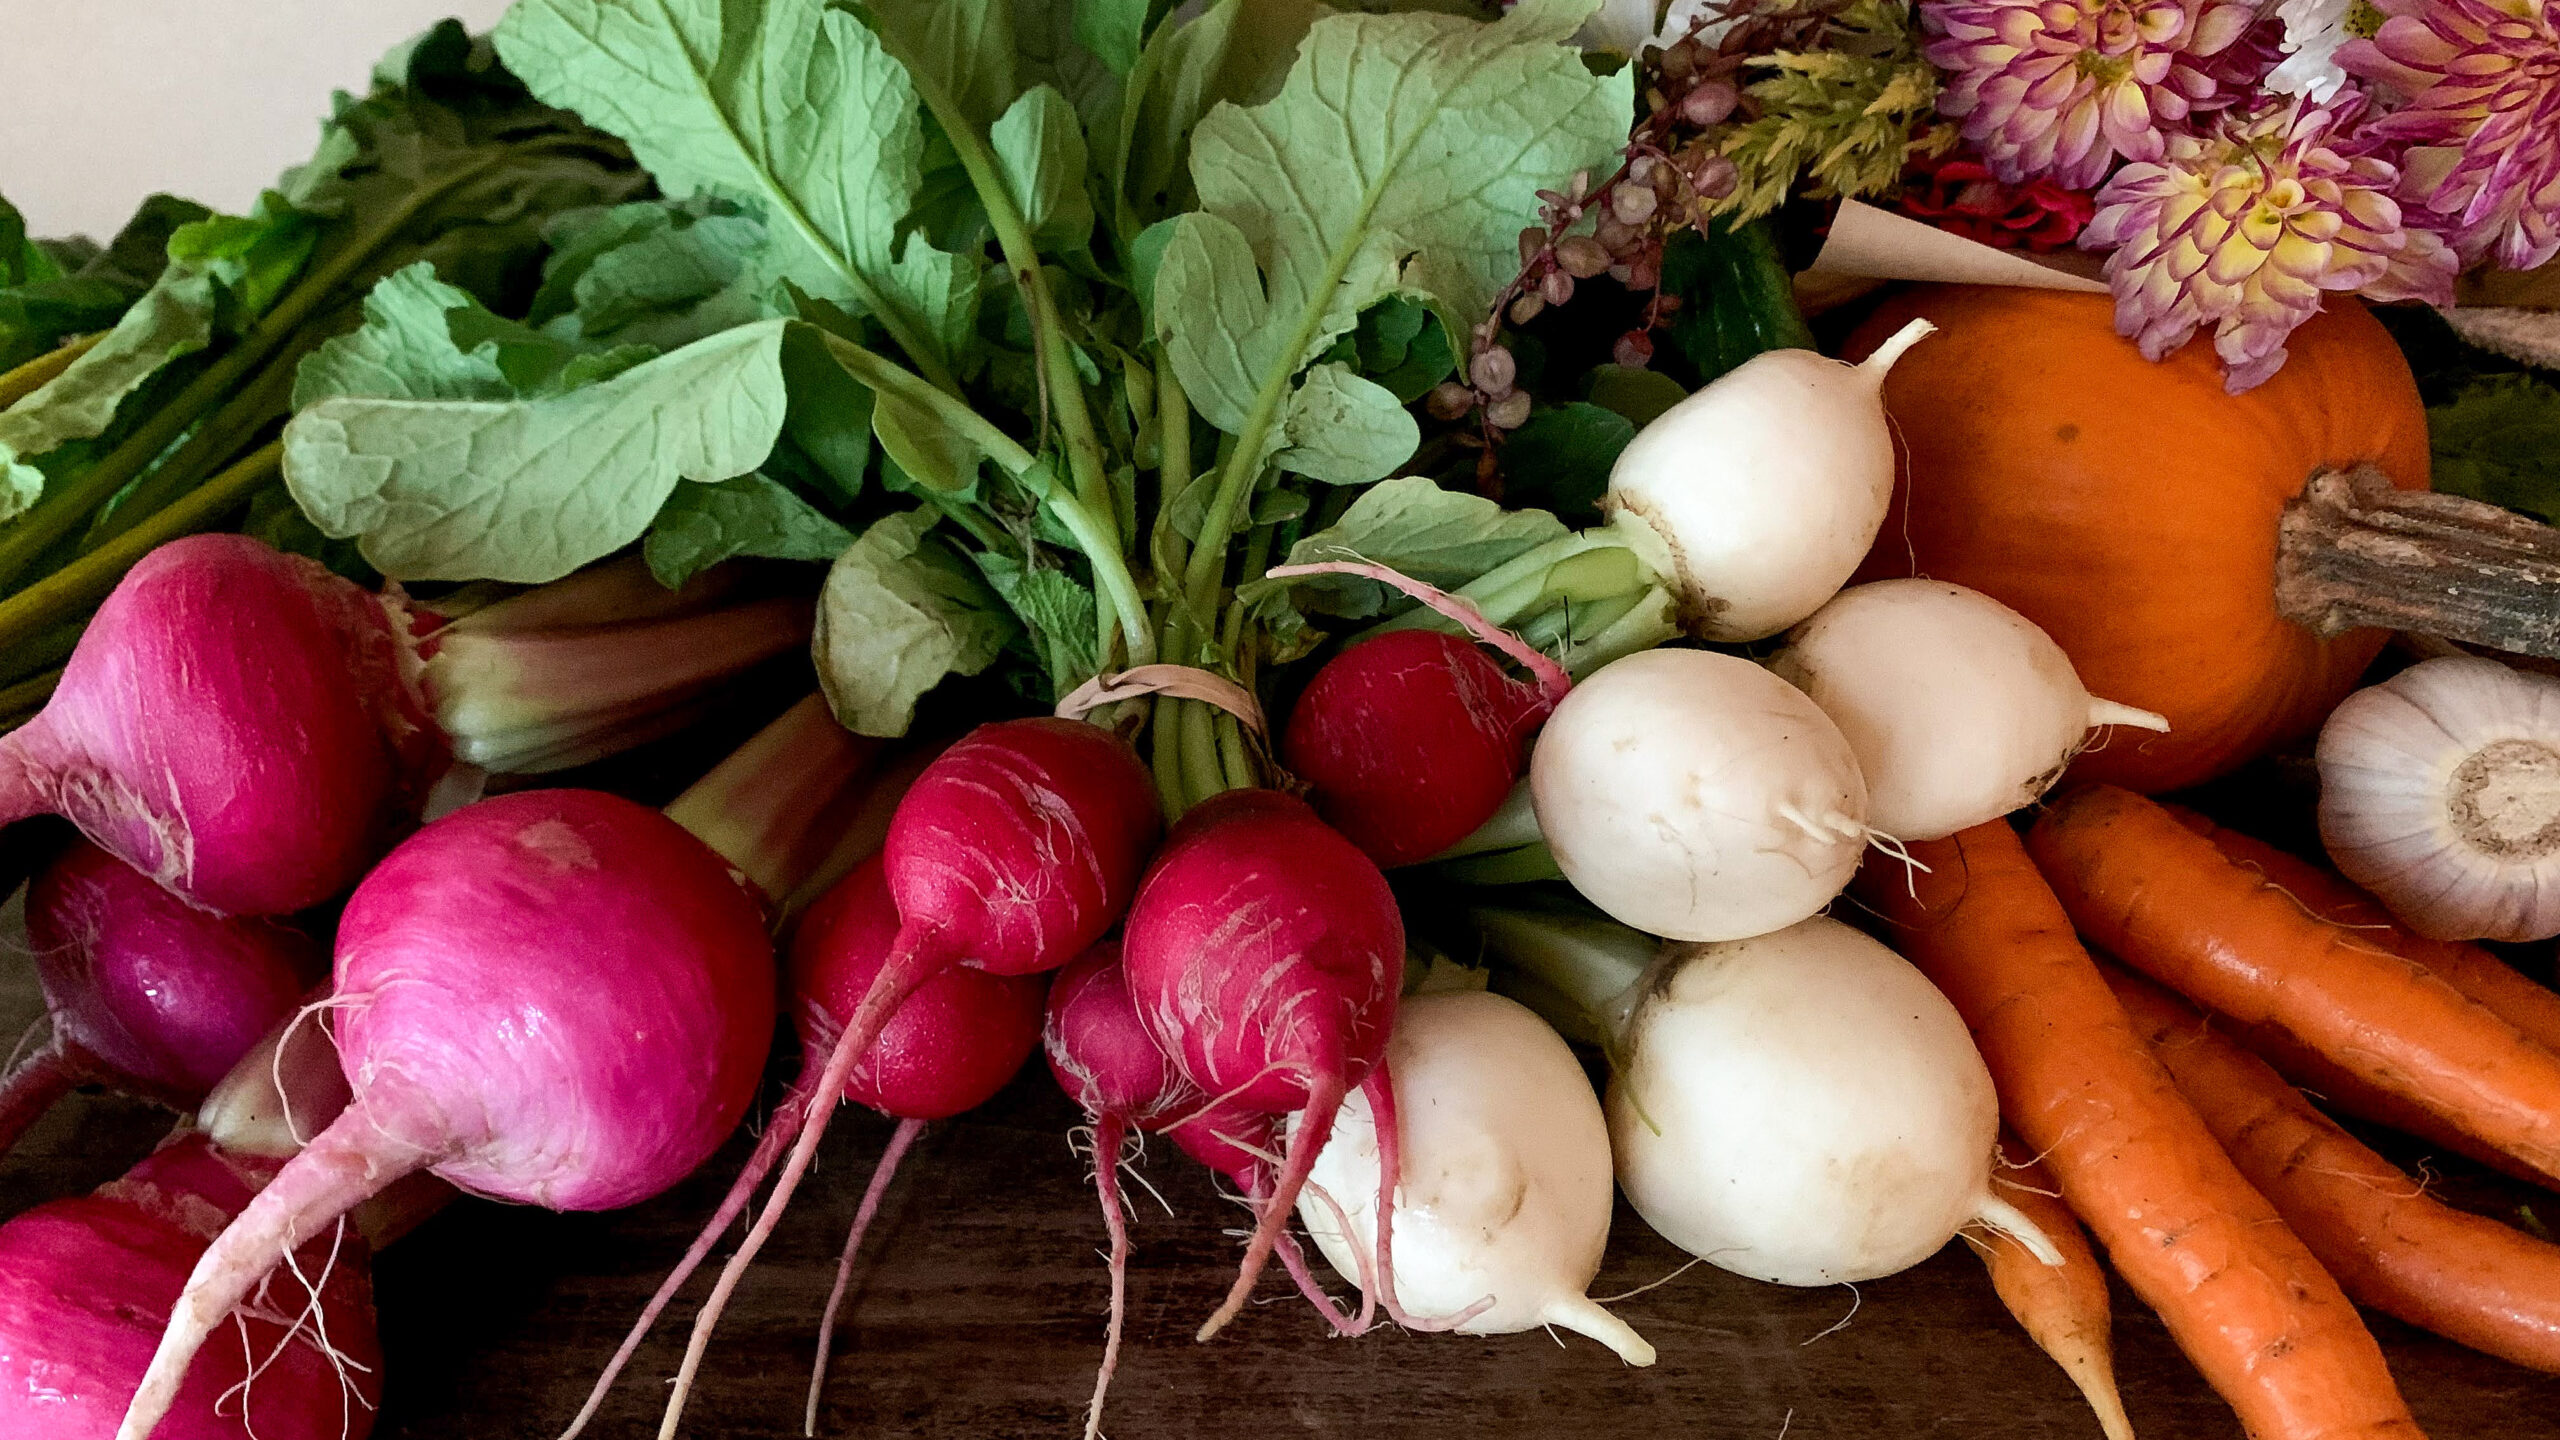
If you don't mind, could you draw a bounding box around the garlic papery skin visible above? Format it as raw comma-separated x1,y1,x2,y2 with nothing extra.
2317,656,2560,941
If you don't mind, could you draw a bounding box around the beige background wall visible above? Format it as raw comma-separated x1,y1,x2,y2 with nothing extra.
1,0,516,240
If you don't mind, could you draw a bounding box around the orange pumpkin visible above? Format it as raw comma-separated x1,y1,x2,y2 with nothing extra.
1845,285,2430,794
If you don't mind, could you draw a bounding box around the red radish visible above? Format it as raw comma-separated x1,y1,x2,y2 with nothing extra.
0,1132,382,1440
111,788,777,1440
0,534,403,915
796,858,1046,1433
1120,788,1408,1340
0,840,320,1154
1044,944,1210,1440
1267,561,1572,869
642,716,1157,1440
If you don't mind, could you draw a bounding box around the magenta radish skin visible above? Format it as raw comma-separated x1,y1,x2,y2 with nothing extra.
0,534,403,916
799,857,1048,1121
1282,629,1550,868
1,841,320,1152
0,1134,382,1440
1121,788,1405,1339
635,716,1160,1440
113,789,776,1440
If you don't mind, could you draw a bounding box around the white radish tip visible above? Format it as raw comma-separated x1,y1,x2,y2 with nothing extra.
1543,1294,1658,1366
2086,698,2171,734
1975,1193,2066,1268
1855,318,1937,382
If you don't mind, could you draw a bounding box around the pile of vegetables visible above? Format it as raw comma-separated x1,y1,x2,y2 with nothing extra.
7,1,2560,1438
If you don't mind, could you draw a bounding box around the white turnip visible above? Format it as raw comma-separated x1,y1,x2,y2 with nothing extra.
1769,580,2167,841
1531,647,1870,941
1293,991,1656,1364
1604,320,1933,641
1473,907,2057,1287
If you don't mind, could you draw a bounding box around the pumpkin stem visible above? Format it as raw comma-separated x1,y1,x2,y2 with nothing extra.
2277,466,2560,661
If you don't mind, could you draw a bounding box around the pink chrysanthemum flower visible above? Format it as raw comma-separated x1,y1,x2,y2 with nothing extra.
2080,96,2459,391
2340,0,2560,270
1922,0,2264,189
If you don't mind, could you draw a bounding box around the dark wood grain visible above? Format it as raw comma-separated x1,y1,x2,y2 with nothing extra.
8,937,2560,1439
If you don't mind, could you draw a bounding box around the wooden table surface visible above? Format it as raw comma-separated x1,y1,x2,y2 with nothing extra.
8,929,2560,1440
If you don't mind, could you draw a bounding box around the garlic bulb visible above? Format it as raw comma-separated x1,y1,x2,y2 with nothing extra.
2317,656,2560,941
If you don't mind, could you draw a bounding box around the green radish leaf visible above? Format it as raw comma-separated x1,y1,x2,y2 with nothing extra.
1276,362,1418,484
976,549,1103,695
816,509,1017,736
1248,473,1568,617
1074,0,1161,75
1318,293,1458,403
1585,364,1687,427
0,193,206,375
1500,400,1634,522
643,470,853,587
282,318,791,583
1160,0,1626,429
779,323,876,505
293,263,516,406
532,198,784,352
0,268,221,520
990,87,1098,252
1116,0,1327,229
870,0,1020,131
1014,0,1124,128
873,388,983,496
494,0,978,380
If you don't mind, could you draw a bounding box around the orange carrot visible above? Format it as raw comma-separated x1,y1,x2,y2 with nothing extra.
2164,806,2560,1053
2239,1022,2555,1191
2030,785,2560,1188
2110,965,2560,1374
1855,823,2422,1440
1966,1141,2134,1440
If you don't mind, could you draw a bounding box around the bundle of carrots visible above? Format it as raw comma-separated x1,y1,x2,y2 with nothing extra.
1854,784,2560,1440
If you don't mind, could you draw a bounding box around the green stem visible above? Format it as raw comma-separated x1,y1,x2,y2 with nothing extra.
1467,904,1654,1046
0,152,514,590
83,341,307,552
1044,486,1153,670
0,442,283,656
1179,698,1225,809
1149,357,1193,625
0,332,104,410
814,331,1150,670
1149,693,1188,823
896,55,1112,526
1214,712,1254,792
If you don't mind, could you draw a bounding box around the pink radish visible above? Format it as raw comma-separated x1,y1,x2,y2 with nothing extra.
1120,787,1410,1340
0,839,320,1154
110,787,777,1440
0,534,404,915
796,857,1046,1433
1266,561,1570,869
0,1132,383,1440
639,715,1158,1440
1043,944,1208,1440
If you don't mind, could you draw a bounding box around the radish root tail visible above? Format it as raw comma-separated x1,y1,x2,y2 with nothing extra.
558,1098,804,1440
1360,1063,1494,1334
1196,1073,1344,1342
113,1111,425,1440
806,1116,926,1436
1082,1115,1133,1440
654,927,945,1440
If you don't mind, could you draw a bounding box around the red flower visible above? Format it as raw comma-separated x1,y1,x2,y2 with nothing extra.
1896,152,2098,251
